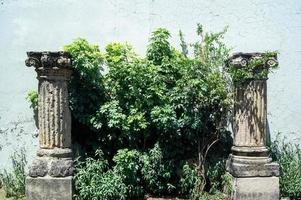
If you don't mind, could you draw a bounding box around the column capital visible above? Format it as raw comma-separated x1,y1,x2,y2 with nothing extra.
25,51,72,80
227,52,278,81
25,51,72,69
227,52,278,68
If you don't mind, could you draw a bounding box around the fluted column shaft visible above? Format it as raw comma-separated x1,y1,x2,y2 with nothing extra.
38,69,71,149
233,80,266,147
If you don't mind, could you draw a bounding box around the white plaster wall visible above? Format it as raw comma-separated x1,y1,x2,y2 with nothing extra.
0,0,300,169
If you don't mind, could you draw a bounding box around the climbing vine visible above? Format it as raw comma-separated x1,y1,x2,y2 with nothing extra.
226,51,279,83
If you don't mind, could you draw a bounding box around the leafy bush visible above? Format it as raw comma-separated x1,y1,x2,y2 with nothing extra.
73,150,127,200
0,148,27,200
179,160,232,200
66,24,232,198
23,24,235,198
207,160,227,193
26,90,38,109
147,28,172,65
64,38,106,128
270,134,301,199
142,143,175,196
113,149,144,198
180,162,202,198
74,144,176,199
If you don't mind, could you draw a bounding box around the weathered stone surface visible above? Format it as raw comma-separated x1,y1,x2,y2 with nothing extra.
26,51,72,149
227,52,280,199
227,52,279,161
28,157,74,178
227,52,278,69
26,176,72,200
37,148,72,158
26,51,73,199
231,146,269,157
233,80,267,148
227,157,279,177
28,158,48,177
49,159,73,177
231,176,279,200
25,51,72,69
227,78,276,173
37,78,71,149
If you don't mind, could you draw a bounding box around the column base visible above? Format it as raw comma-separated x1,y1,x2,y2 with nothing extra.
227,154,279,177
29,148,73,177
26,176,72,200
231,146,269,157
230,175,279,200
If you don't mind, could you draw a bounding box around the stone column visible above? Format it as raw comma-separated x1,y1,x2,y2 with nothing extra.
227,53,279,200
25,52,73,200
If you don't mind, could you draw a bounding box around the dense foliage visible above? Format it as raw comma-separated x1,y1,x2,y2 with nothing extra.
270,134,301,199
0,148,26,200
64,38,106,128
65,24,233,199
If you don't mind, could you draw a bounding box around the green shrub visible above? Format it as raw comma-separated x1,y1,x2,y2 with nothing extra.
26,90,38,109
179,162,202,198
113,149,144,198
63,24,231,151
142,143,175,196
73,150,127,200
220,172,233,198
74,145,176,199
179,160,232,200
65,25,233,198
207,160,227,193
64,38,106,128
147,28,172,65
270,134,301,199
0,148,26,200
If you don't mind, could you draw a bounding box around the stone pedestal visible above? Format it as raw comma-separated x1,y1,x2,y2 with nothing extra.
231,176,279,200
26,177,72,200
226,53,279,200
25,52,73,200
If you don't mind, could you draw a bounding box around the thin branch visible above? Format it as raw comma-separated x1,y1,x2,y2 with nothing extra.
204,137,219,163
